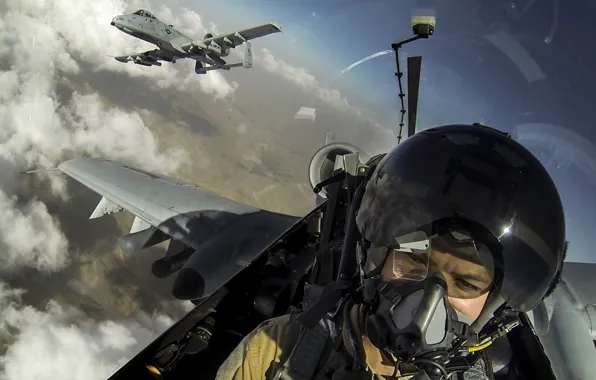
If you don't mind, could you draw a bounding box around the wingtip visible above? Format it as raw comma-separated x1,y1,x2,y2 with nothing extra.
270,22,283,32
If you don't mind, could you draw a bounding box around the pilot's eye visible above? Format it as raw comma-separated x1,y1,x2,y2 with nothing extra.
454,278,481,293
404,251,426,265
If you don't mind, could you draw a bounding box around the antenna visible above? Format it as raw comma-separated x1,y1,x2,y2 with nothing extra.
20,168,60,175
392,14,435,143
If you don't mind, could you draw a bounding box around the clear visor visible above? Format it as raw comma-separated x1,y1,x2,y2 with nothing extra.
367,228,495,300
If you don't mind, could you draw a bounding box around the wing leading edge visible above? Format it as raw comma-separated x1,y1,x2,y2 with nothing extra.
180,22,282,51
58,157,265,240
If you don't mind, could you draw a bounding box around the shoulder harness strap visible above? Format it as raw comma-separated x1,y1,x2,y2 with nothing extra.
274,315,337,380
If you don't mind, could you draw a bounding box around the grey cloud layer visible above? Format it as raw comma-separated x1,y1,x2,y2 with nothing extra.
0,0,223,379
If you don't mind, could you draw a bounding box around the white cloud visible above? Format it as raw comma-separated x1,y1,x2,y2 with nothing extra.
258,48,350,111
0,0,217,376
237,122,247,135
64,92,188,173
0,282,174,380
0,0,237,100
0,0,197,189
0,191,68,273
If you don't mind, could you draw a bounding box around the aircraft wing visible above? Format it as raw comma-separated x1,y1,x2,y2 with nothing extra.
181,22,282,51
112,49,175,66
57,157,296,249
58,157,255,231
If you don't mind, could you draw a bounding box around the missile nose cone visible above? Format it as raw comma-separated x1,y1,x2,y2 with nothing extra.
172,268,205,300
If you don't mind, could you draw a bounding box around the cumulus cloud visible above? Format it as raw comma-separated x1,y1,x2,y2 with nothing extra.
0,0,204,272
0,282,174,380
64,92,187,172
2,0,238,100
0,1,390,378
0,0,231,378
0,0,197,188
0,35,187,270
237,122,247,135
0,192,68,273
259,48,350,111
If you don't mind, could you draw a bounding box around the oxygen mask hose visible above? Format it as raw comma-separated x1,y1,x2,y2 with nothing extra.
413,356,448,380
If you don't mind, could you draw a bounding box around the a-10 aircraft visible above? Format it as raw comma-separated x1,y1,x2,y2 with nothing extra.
43,13,596,380
110,9,281,74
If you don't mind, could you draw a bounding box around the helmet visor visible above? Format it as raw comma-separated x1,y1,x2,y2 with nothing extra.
368,225,495,300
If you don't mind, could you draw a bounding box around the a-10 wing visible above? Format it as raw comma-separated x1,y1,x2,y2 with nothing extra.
58,157,299,300
58,157,261,233
531,262,596,379
180,22,282,51
112,49,176,66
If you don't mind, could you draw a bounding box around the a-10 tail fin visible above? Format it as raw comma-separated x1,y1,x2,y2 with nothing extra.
324,130,335,145
243,41,253,68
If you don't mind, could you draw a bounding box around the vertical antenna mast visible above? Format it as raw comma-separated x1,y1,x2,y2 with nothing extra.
392,13,435,143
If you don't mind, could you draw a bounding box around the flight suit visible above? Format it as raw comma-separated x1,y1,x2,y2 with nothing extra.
215,312,490,380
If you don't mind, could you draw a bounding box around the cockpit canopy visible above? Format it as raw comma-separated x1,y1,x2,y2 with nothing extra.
132,9,157,19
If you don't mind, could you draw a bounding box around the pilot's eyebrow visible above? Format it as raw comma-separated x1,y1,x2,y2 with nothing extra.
453,271,491,284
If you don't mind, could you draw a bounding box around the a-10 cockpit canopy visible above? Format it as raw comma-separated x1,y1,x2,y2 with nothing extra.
132,9,157,19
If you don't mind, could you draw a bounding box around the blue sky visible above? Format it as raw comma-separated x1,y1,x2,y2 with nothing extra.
186,0,596,264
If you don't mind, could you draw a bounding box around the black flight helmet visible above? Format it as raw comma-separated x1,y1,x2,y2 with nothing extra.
355,124,566,313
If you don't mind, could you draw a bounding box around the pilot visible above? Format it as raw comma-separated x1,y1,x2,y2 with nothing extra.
215,124,566,380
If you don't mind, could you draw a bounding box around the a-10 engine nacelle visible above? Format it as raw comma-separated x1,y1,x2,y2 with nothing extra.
203,32,230,57
308,142,368,199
